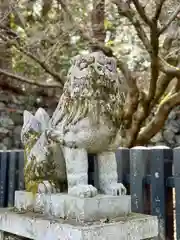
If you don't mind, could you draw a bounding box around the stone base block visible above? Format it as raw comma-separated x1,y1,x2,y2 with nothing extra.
0,208,158,240
15,191,131,221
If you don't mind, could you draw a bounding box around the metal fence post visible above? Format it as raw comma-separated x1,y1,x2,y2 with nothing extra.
116,147,130,183
173,147,180,240
130,146,149,213
150,146,173,240
7,150,18,207
0,151,8,207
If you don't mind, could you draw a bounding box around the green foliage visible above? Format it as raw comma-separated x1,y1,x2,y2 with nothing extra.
1,0,179,99
1,0,122,86
8,0,92,83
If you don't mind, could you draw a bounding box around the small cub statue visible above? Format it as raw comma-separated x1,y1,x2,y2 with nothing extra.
21,51,126,198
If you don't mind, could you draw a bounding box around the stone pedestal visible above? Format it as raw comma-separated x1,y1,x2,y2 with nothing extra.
0,191,158,239
14,191,131,221
0,209,158,240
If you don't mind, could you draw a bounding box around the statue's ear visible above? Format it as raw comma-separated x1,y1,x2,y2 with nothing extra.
21,110,41,145
22,110,41,132
35,108,50,131
23,110,32,125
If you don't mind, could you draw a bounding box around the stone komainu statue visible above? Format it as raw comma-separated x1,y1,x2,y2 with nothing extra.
21,51,126,197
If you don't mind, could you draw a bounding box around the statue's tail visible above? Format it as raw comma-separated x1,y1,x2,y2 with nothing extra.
21,108,50,163
21,108,67,192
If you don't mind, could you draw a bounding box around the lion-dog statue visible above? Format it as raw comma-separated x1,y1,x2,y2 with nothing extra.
21,51,127,198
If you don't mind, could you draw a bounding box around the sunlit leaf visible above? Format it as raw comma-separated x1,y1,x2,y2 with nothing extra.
104,19,113,30
106,40,114,46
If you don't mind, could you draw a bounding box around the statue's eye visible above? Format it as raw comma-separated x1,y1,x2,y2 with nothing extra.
106,64,112,71
107,62,115,72
87,56,94,63
80,61,87,69
97,65,102,71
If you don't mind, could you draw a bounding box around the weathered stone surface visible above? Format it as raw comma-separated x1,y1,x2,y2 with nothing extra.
0,208,158,240
21,52,127,198
97,152,127,195
14,191,34,211
3,232,28,240
15,191,131,221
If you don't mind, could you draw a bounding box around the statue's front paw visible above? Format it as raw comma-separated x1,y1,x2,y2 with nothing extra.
106,183,127,196
68,184,98,198
38,181,60,194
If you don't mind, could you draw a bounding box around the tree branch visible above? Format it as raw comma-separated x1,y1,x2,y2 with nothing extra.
131,0,152,26
146,60,180,117
57,0,137,86
117,58,139,127
122,53,179,147
125,91,149,147
161,22,179,56
114,1,180,78
116,59,136,89
0,30,64,86
113,0,180,147
58,0,110,54
137,91,180,145
57,0,92,43
0,68,62,89
57,1,113,59
114,0,151,53
115,0,160,103
147,0,171,102
154,0,167,20
15,44,64,86
91,0,105,43
153,74,175,105
158,4,180,35
160,57,180,77
147,20,159,101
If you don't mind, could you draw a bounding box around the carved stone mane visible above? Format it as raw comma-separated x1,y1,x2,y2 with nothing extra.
50,51,125,131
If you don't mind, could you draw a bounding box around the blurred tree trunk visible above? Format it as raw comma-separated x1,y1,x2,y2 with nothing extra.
0,0,12,90
90,0,106,52
91,0,105,42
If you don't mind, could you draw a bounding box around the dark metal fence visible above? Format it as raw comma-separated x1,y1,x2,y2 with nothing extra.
0,150,24,208
0,146,179,239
